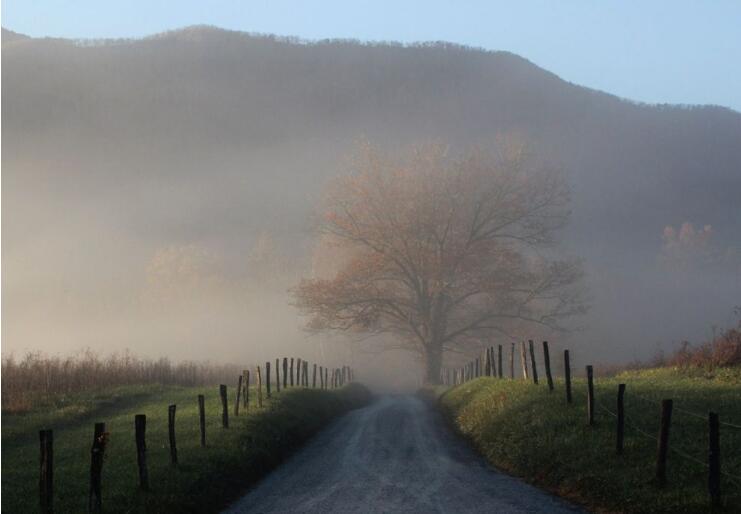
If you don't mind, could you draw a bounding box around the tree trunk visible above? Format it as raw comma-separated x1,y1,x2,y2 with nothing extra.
423,346,443,385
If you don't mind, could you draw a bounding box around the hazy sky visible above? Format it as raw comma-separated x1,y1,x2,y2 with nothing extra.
2,0,740,111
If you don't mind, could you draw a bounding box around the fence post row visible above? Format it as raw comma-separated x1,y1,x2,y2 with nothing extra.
39,429,53,514
134,414,148,491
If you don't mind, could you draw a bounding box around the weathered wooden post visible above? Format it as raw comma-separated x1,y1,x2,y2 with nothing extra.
542,341,554,391
520,341,529,379
656,399,673,488
708,412,721,508
276,359,281,392
564,350,572,404
586,365,594,426
283,358,288,388
509,342,515,379
256,366,263,408
168,405,178,465
319,366,325,388
266,362,271,398
324,367,328,389
89,423,105,513
528,340,539,384
313,364,317,388
497,344,503,378
243,370,250,409
305,362,310,386
290,359,294,387
235,375,243,416
198,394,206,447
134,414,149,490
39,429,53,514
616,384,625,455
219,385,229,428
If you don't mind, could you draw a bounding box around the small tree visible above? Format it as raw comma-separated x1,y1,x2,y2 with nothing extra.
293,141,586,384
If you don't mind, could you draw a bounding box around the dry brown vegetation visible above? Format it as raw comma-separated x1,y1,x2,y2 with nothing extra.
1,349,244,413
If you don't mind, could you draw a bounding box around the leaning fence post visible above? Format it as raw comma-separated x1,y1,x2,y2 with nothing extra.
168,405,178,465
656,399,673,488
586,365,594,426
564,350,572,404
134,414,149,490
529,340,539,384
198,395,206,447
39,429,53,514
256,366,263,407
220,385,229,428
617,384,625,455
543,341,554,391
708,412,721,508
520,341,529,379
235,375,243,416
89,423,105,513
266,362,271,398
243,370,250,409
509,343,515,379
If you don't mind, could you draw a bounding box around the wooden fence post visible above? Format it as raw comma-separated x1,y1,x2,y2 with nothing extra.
497,344,503,378
234,375,242,417
656,399,673,488
320,366,324,388
484,347,491,376
520,341,529,379
220,385,229,428
543,341,554,391
305,362,309,386
134,414,149,491
290,359,294,387
235,375,243,416
509,343,515,379
256,366,263,408
617,384,625,455
313,364,317,388
266,362,271,398
168,405,178,465
708,412,721,508
324,367,328,389
564,350,572,404
283,358,288,389
243,370,250,409
39,429,53,514
89,423,105,513
276,359,281,392
586,365,594,426
529,340,539,385
198,395,206,447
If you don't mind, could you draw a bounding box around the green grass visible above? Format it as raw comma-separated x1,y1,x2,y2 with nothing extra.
437,367,741,514
2,382,371,513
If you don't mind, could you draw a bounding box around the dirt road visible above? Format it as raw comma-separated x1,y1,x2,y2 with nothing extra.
224,395,584,513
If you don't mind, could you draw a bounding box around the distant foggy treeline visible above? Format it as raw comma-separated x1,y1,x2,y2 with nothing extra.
2,26,740,367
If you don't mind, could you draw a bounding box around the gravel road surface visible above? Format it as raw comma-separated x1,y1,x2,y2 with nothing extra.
224,395,585,514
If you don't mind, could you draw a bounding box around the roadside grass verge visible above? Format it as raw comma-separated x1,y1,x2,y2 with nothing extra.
437,367,741,514
2,382,371,513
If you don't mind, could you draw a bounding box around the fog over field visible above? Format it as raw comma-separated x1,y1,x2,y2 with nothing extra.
3,26,740,378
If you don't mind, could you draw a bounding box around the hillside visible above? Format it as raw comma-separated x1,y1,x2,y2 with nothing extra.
2,26,740,362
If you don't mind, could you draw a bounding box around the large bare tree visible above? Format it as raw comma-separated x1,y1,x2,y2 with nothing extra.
293,141,586,383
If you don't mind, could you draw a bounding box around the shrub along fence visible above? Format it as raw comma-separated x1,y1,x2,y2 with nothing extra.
36,357,355,514
441,340,741,510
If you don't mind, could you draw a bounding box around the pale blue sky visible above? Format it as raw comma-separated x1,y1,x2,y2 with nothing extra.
2,0,740,111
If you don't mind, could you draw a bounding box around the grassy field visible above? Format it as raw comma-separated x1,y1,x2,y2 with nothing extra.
437,367,741,514
2,382,371,513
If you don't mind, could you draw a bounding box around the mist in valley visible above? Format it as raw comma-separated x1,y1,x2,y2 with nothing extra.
3,26,740,389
